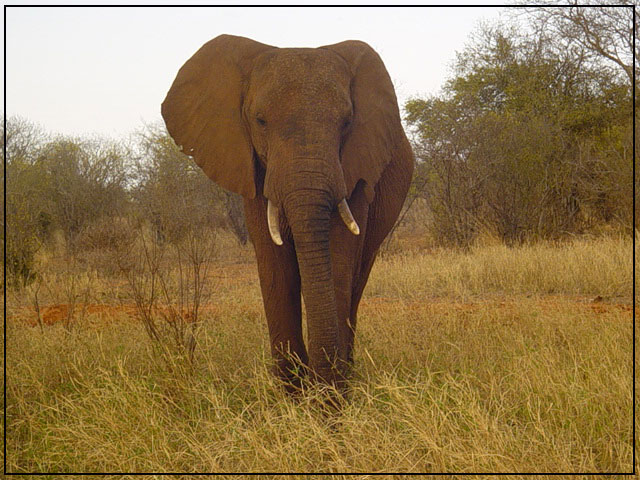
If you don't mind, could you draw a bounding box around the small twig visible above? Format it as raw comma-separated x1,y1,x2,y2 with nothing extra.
32,279,44,334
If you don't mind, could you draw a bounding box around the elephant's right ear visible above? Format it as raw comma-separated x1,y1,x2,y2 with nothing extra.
161,35,274,198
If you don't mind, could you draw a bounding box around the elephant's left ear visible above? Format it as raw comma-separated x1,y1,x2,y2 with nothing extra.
322,40,409,203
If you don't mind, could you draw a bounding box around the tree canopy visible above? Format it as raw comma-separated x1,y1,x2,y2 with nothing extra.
405,5,632,246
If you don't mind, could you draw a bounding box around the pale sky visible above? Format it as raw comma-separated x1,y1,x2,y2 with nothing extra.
6,4,509,139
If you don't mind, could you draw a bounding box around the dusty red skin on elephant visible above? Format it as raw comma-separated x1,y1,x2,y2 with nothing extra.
161,34,415,394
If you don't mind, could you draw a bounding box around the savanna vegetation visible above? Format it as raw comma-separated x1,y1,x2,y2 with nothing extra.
3,2,635,475
5,236,634,474
403,3,635,247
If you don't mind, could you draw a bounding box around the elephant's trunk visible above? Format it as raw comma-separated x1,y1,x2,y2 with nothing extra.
285,191,342,384
271,157,347,387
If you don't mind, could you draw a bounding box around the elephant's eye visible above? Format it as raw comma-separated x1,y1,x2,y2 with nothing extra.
256,116,267,127
342,118,352,131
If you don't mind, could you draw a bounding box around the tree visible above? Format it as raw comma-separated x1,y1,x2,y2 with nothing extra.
5,116,132,287
34,136,131,249
132,124,248,244
516,1,636,85
515,1,636,229
4,117,49,287
406,17,632,245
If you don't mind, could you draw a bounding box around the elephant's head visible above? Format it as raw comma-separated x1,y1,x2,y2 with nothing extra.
161,35,407,384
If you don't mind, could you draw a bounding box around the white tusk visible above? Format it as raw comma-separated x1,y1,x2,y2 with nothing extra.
267,200,283,246
338,198,360,235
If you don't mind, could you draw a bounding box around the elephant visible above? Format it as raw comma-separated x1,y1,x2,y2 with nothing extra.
161,34,414,393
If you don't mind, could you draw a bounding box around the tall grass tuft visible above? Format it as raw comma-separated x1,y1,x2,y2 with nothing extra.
370,235,632,300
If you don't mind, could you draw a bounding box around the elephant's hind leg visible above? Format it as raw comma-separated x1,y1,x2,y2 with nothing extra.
349,146,414,357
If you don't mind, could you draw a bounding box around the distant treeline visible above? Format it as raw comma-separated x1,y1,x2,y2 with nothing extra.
403,4,635,246
3,3,635,287
4,119,248,287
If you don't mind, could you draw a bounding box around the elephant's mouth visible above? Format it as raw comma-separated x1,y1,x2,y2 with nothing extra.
266,197,359,246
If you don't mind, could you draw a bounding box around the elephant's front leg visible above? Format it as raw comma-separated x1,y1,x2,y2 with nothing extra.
329,183,370,373
244,196,308,392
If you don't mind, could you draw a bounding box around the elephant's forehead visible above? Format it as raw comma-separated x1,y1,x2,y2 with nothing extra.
256,48,350,94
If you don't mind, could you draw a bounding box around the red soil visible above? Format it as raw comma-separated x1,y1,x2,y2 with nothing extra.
11,295,633,328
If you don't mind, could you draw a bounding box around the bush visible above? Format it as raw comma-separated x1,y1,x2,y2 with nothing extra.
76,216,136,252
404,22,633,246
6,232,40,289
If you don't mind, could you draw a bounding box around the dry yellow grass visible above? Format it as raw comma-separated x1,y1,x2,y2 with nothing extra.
3,234,635,475
370,234,632,300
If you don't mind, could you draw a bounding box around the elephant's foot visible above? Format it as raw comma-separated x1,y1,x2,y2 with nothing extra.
273,351,354,408
272,353,310,395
